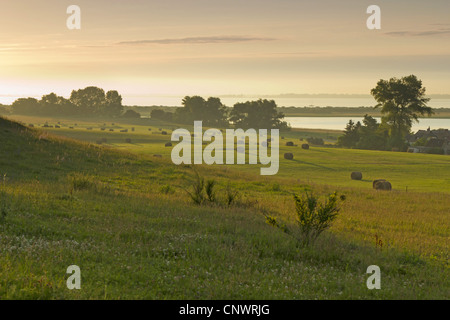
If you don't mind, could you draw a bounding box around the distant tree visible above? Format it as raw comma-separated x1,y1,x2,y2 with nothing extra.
151,109,173,122
338,115,388,150
229,99,289,129
355,115,388,150
338,120,361,148
371,75,433,149
122,109,141,118
174,96,228,126
11,98,40,115
0,104,9,115
39,93,75,116
70,86,106,115
105,90,123,117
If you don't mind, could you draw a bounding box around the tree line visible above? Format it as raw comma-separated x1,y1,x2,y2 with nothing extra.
338,75,434,151
151,96,290,129
10,87,131,118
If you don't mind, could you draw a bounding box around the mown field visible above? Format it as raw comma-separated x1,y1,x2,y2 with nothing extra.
0,115,448,299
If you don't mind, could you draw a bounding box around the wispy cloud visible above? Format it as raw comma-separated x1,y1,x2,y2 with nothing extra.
385,28,450,37
116,35,276,46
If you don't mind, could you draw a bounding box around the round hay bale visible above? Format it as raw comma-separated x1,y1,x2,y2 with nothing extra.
286,141,294,147
284,153,294,160
302,144,310,150
351,172,363,180
165,142,172,147
161,131,168,135
372,179,386,189
374,180,392,191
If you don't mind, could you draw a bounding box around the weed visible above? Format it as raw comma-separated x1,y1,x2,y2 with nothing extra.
266,191,344,246
205,179,216,202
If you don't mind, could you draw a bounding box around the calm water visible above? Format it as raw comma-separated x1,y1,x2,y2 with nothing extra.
285,117,450,131
124,96,450,109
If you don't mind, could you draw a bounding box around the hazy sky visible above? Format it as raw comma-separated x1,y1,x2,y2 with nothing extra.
1,0,450,105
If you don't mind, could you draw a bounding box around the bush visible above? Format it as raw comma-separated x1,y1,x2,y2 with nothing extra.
265,191,344,245
306,137,324,146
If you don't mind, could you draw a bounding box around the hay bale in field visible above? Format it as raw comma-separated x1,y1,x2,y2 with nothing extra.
161,131,168,135
374,180,392,191
302,144,310,150
55,125,60,129
120,129,128,133
69,127,74,129
131,127,135,132
372,179,386,189
100,128,106,131
109,129,114,132
284,153,294,160
165,142,172,147
351,172,363,180
286,141,294,146
148,128,152,131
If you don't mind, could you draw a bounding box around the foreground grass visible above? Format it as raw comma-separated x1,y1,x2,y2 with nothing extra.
0,116,448,299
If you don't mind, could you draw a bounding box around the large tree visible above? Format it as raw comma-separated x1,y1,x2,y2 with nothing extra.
174,96,228,126
229,99,288,129
370,75,433,148
70,86,106,115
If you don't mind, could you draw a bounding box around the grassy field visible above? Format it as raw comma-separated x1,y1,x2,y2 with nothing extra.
0,115,448,299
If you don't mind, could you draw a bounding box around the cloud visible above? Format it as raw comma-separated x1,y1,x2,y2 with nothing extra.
385,28,450,37
116,35,276,45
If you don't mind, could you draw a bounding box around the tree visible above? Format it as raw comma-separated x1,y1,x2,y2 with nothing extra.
11,98,40,115
355,115,387,150
371,75,433,149
174,96,228,126
337,120,361,148
70,86,106,115
105,90,123,117
151,109,173,122
229,99,289,129
39,93,75,116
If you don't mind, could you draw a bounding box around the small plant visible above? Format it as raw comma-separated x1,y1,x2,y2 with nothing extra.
205,179,216,202
69,173,94,191
225,184,239,206
159,185,174,195
0,190,10,223
265,191,345,245
185,171,205,205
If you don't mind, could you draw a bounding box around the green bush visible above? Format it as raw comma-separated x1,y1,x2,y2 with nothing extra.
265,191,344,245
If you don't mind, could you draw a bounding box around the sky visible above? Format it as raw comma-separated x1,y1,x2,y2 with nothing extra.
1,0,450,105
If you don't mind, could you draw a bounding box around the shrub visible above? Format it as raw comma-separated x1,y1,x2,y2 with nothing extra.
205,179,216,202
225,184,239,206
265,191,344,245
185,171,205,205
307,137,324,146
69,173,94,191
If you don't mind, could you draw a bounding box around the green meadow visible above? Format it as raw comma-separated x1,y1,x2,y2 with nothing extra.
0,115,448,299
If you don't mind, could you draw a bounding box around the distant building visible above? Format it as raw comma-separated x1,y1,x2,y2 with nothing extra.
407,128,450,155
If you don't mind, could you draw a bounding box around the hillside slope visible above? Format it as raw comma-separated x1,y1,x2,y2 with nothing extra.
0,117,448,299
